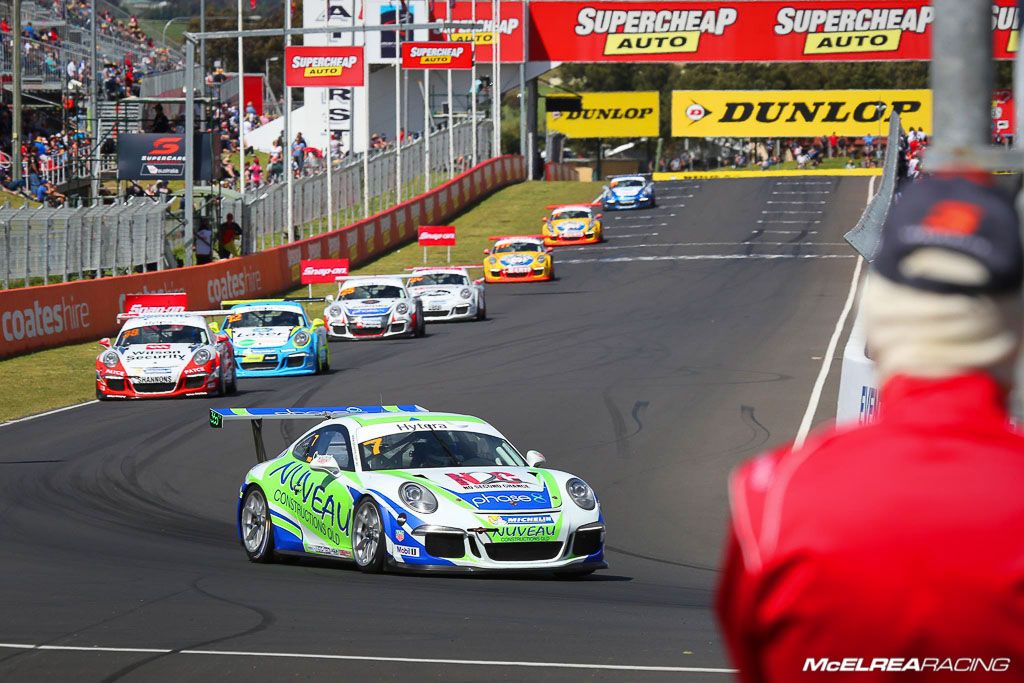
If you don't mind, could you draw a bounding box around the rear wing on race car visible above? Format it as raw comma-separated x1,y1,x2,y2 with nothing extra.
116,309,227,323
404,265,483,271
209,405,428,463
220,298,326,308
487,235,545,241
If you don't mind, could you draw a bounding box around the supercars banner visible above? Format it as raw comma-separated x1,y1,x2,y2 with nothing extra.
401,42,474,69
547,91,660,138
285,46,365,87
528,1,1018,63
671,89,932,137
430,1,525,63
116,134,214,180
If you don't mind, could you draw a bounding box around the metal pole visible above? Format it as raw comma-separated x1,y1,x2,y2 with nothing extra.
395,21,402,203
200,0,206,77
12,0,21,182
930,0,992,156
446,0,455,179
470,0,477,165
184,39,196,267
518,62,525,162
237,0,246,214
423,68,431,192
285,0,294,241
363,46,370,217
326,127,334,233
493,0,501,156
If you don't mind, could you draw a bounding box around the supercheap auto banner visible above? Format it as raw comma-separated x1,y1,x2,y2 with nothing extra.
671,89,931,137
547,91,660,138
0,156,525,358
285,46,365,87
528,1,1020,63
430,0,525,63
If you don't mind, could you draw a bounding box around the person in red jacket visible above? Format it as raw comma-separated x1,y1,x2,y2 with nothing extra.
717,174,1024,681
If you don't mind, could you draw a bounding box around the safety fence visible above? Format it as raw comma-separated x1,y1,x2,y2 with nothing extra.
0,155,526,357
836,113,902,425
544,162,577,181
0,199,169,289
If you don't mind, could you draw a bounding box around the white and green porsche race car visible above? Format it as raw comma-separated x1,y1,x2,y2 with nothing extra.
211,405,606,576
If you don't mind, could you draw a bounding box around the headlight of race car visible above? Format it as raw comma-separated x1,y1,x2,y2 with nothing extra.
192,348,213,365
396,303,409,315
535,254,547,264
566,477,596,510
399,482,438,514
101,350,120,368
293,330,311,347
460,288,472,299
327,304,343,318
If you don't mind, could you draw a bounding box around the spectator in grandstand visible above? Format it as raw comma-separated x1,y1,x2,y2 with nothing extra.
218,214,242,259
0,17,9,33
150,104,171,134
827,132,838,158
247,158,262,187
292,132,306,175
195,219,214,265
717,174,1024,681
267,152,284,184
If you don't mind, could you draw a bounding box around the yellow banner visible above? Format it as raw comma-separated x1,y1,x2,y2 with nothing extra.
671,89,931,138
547,91,660,139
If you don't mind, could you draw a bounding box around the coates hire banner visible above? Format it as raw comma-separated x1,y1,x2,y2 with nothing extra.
285,46,365,87
116,134,214,181
430,1,525,63
671,89,931,137
301,259,350,284
547,91,660,139
401,42,474,69
528,1,1020,63
418,225,457,246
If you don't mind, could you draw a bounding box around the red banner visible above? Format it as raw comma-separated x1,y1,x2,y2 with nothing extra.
122,292,188,315
401,42,474,69
418,225,457,247
993,89,1015,137
430,1,525,63
528,0,1018,63
301,259,350,284
284,46,365,87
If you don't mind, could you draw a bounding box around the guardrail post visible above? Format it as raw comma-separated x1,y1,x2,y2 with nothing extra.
61,214,69,282
2,219,9,289
42,210,50,285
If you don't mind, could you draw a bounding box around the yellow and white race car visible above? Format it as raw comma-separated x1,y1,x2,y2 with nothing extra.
542,204,603,246
483,236,554,283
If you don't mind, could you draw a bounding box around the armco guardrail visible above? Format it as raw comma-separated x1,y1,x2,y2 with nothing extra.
544,162,578,181
835,113,902,425
0,155,525,358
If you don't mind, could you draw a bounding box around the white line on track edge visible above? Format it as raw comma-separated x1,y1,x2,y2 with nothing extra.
0,643,737,674
0,400,99,427
792,174,873,447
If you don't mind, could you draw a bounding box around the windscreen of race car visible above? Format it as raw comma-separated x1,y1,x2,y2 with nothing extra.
116,324,209,346
339,285,405,299
359,430,526,471
223,310,306,329
409,273,469,286
492,241,544,254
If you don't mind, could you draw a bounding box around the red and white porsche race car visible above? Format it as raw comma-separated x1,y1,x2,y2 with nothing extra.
95,312,237,400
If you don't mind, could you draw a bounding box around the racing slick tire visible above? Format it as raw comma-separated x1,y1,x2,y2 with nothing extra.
227,366,238,394
413,303,426,338
240,486,275,563
209,366,227,397
95,386,108,401
322,346,330,373
352,497,386,573
475,296,487,321
314,348,324,374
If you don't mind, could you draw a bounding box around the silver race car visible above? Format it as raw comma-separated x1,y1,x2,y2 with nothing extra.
323,275,426,340
406,267,486,322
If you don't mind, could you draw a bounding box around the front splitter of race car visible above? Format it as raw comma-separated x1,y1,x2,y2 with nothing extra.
544,234,601,246
96,369,220,398
603,195,654,211
484,268,552,283
327,319,413,340
422,300,479,321
234,349,318,377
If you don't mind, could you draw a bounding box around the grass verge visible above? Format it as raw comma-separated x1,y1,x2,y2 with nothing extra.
0,180,603,422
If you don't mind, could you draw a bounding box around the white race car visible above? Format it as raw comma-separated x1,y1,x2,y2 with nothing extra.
406,267,486,322
323,275,425,340
96,313,238,399
212,405,606,576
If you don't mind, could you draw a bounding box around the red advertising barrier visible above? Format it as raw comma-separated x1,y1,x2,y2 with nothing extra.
401,42,474,69
528,0,1018,63
284,46,365,87
300,259,350,284
418,226,457,246
431,0,525,63
544,162,578,181
0,156,525,358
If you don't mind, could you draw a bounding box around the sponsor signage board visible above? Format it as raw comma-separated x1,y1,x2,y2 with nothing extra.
993,89,1015,136
122,293,188,316
285,46,365,87
418,225,457,246
301,259,351,284
401,41,473,69
528,1,1018,63
116,134,214,181
547,91,660,138
430,0,526,63
671,89,932,137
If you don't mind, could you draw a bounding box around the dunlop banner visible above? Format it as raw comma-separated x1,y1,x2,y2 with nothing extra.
547,91,660,138
671,89,931,137
528,1,1019,63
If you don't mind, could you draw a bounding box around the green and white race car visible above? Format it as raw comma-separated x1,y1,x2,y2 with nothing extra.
212,406,606,575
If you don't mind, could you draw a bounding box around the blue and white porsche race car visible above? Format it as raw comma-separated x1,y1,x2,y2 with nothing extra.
214,300,329,377
600,174,656,210
212,405,606,576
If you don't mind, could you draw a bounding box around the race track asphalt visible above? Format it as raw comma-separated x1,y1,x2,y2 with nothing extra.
0,174,869,682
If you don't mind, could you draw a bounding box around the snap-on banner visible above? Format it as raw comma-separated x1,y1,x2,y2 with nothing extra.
671,89,932,137
429,0,526,63
401,42,474,69
528,0,1018,63
284,46,365,87
547,91,660,138
0,156,525,358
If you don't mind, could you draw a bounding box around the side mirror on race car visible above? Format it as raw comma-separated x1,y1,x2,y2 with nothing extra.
325,295,334,303
482,249,490,255
208,321,220,334
546,247,554,254
312,318,325,327
595,213,603,219
473,278,485,285
309,453,341,473
216,332,229,344
98,337,111,348
525,450,547,467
